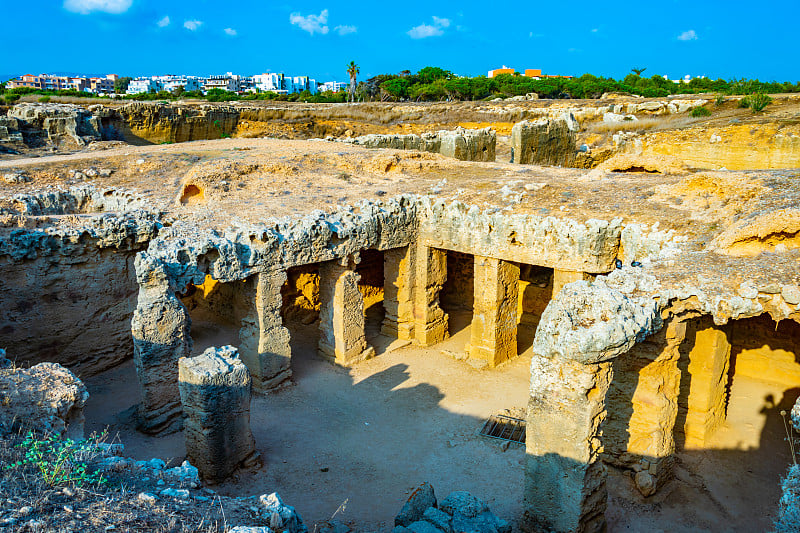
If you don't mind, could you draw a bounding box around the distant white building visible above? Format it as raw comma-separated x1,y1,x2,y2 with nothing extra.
319,81,347,93
127,78,158,94
662,74,707,84
253,73,284,93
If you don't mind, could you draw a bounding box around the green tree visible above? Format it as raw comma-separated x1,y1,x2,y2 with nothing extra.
346,61,359,103
381,78,409,100
114,76,132,94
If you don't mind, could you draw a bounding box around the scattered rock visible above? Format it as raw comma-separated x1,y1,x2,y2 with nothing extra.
159,488,190,500
396,482,437,527
258,493,307,533
634,470,657,497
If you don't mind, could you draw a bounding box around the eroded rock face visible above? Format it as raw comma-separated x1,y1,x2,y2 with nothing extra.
511,115,591,168
0,360,88,439
178,346,259,482
338,127,496,162
8,103,104,147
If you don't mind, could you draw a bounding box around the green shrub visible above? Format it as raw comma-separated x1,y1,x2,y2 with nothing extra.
38,96,51,103
690,106,712,117
715,93,725,106
6,431,107,488
738,97,750,108
747,92,772,112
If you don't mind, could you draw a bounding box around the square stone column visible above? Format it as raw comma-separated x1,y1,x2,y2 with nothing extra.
238,270,292,390
318,259,375,365
525,354,612,533
468,256,520,368
604,320,686,496
553,269,593,297
413,245,448,346
382,246,416,341
132,264,192,434
179,346,259,483
682,319,731,448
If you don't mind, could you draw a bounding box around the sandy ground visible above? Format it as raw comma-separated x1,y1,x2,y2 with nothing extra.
84,311,532,531
83,309,796,533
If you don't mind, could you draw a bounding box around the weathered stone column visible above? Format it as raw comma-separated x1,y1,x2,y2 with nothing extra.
382,246,416,341
238,270,292,390
525,355,612,533
552,269,592,297
132,259,191,434
605,319,686,496
682,318,731,448
318,259,375,365
178,346,259,483
413,245,448,346
468,256,520,368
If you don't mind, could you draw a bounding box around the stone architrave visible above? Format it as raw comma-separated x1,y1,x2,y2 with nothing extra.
318,259,374,365
468,256,520,367
413,245,448,346
178,345,259,483
382,246,416,341
238,270,292,390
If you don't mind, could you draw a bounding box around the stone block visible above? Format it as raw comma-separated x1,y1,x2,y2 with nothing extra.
178,346,259,482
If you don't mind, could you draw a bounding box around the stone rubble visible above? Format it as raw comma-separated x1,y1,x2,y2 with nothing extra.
393,483,510,533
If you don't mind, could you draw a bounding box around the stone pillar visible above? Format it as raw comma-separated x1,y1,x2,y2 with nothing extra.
552,269,592,297
318,259,375,365
525,354,612,533
682,319,731,448
413,245,448,346
382,246,416,341
132,261,191,434
238,270,292,390
178,346,259,483
606,320,686,496
468,256,520,368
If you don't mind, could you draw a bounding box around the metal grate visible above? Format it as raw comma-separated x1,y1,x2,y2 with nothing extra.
478,414,526,444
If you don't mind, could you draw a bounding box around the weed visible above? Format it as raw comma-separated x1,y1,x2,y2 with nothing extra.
748,93,773,113
715,94,725,106
690,106,712,117
7,431,107,488
37,96,51,103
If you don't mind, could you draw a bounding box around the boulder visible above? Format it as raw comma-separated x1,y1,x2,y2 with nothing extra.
439,492,489,518
407,521,443,533
258,492,308,533
396,482,438,527
0,361,88,439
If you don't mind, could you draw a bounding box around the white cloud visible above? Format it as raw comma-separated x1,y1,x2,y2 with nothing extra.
334,25,357,36
157,16,170,28
184,20,202,31
224,27,237,36
289,9,329,35
407,16,450,39
63,0,131,14
591,28,598,33
678,29,698,41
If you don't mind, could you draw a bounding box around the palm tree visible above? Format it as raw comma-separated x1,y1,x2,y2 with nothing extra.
631,67,647,77
347,61,360,103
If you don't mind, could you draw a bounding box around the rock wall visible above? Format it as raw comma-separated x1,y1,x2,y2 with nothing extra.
338,127,496,162
7,103,103,147
510,115,592,168
616,123,800,170
0,186,160,376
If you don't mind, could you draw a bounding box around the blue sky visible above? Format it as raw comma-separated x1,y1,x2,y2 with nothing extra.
3,0,797,82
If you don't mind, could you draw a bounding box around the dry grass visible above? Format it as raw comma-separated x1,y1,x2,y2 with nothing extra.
0,433,259,532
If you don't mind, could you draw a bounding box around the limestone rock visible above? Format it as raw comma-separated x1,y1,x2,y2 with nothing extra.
0,361,88,439
406,521,442,533
341,128,495,162
439,491,489,518
423,507,452,533
709,208,800,257
531,271,662,364
396,482,437,527
634,471,657,497
179,346,259,483
258,493,308,533
511,115,586,167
